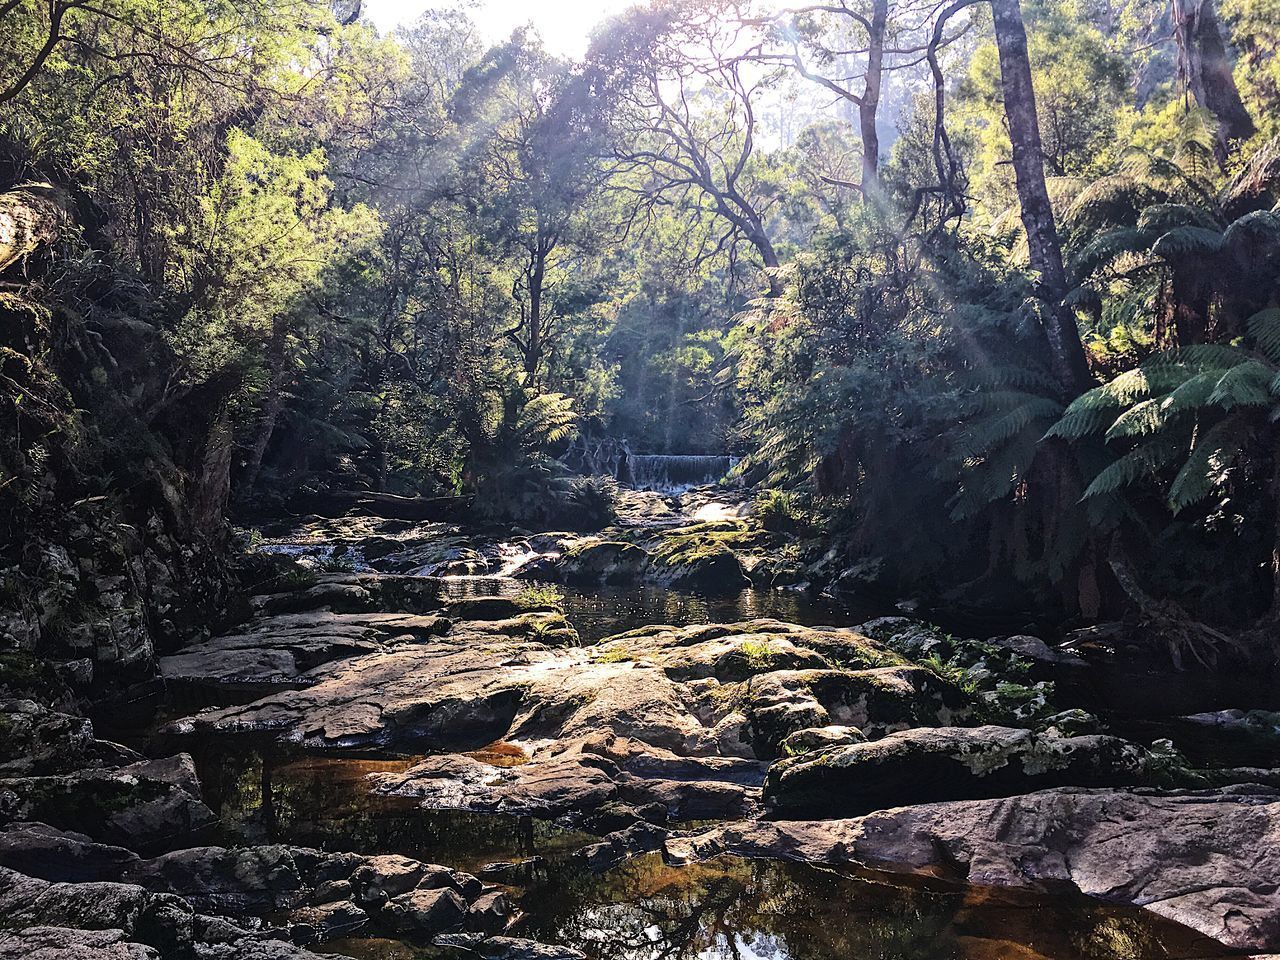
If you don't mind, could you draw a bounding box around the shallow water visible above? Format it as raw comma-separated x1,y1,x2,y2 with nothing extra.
190,748,1242,960
436,578,881,644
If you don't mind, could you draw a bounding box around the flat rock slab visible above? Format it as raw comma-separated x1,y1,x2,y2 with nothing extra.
168,620,969,819
665,786,1280,952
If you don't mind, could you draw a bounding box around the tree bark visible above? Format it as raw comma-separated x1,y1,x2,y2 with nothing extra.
0,183,70,274
1174,0,1254,163
191,406,233,537
860,0,888,194
990,0,1092,393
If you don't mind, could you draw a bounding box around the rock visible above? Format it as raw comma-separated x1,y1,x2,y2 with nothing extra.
1038,708,1104,737
743,665,973,758
559,542,650,585
992,634,1087,667
0,926,160,959
435,934,588,960
0,699,144,778
287,900,368,943
466,889,512,934
779,724,867,755
0,866,194,956
765,725,1162,817
648,544,750,593
0,755,215,852
0,823,140,883
350,854,431,901
667,787,1280,953
382,886,467,935
159,610,449,693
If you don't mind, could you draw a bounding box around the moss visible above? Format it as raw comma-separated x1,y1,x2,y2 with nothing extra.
0,652,68,702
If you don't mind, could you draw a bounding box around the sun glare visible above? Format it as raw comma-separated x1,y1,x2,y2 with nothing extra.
364,0,643,55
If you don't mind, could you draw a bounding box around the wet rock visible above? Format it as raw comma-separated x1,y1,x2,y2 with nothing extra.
476,858,546,885
991,634,1086,668
667,787,1280,953
0,755,215,853
764,725,1164,817
1038,708,1104,737
577,822,668,873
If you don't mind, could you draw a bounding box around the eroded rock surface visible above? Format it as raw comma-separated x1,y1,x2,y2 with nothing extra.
765,724,1165,816
666,787,1280,952
169,619,970,821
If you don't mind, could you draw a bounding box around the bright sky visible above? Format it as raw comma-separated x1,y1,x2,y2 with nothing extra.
363,0,642,57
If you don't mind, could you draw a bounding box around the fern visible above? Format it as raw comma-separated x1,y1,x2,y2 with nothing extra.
1081,436,1182,499
1167,419,1251,513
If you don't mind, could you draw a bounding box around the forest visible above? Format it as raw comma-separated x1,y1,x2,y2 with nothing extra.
2,0,1280,958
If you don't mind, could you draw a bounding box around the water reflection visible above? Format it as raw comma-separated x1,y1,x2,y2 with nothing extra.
192,746,595,874
436,580,878,644
528,855,1240,960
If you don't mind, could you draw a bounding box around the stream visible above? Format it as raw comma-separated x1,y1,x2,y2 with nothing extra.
124,493,1275,960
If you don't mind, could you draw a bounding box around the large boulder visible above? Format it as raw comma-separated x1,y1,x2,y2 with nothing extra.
667,787,1280,953
765,725,1164,817
559,541,650,585
0,755,215,853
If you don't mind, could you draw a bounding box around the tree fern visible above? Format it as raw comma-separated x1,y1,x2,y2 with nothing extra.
1081,435,1183,499
1167,419,1251,513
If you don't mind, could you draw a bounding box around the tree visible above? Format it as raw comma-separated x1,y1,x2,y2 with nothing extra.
990,0,1093,391
589,2,785,295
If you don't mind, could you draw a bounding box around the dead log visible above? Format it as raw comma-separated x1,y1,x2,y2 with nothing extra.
0,182,70,274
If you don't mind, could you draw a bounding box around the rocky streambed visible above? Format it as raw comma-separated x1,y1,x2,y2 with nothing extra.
3,498,1280,959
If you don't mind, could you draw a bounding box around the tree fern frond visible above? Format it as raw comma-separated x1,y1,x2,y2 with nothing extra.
1137,203,1221,233
1151,225,1225,260
1206,359,1274,409
1168,419,1250,513
1247,308,1280,365
1072,227,1152,277
1081,436,1182,499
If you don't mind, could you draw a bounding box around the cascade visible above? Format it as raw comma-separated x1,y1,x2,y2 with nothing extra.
620,453,737,493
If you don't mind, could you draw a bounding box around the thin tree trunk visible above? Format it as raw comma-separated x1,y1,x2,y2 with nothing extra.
990,0,1092,393
860,0,888,194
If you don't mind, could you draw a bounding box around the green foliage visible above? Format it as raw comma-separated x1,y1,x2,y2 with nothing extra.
514,585,564,611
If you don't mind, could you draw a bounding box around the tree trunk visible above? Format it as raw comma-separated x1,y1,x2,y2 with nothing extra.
859,0,888,195
191,406,234,537
0,183,69,274
1174,0,1254,163
240,319,290,495
990,0,1092,393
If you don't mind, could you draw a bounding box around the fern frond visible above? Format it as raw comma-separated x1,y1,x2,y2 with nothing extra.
1168,419,1250,513
1081,436,1182,499
1150,225,1225,260
1247,308,1280,365
1206,360,1274,409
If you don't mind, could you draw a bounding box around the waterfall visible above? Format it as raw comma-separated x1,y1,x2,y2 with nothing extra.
620,454,737,493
